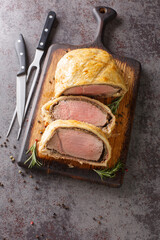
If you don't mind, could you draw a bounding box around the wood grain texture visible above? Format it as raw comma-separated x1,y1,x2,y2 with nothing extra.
18,7,141,187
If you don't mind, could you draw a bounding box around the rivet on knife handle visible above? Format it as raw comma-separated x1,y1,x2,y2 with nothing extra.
15,34,27,76
37,11,56,51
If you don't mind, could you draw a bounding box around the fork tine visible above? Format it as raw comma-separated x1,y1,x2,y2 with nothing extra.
26,63,34,82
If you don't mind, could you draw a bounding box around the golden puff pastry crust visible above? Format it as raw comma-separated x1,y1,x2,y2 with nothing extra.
41,96,115,136
38,120,111,168
54,48,127,98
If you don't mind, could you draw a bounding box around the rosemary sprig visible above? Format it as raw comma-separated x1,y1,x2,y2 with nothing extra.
24,141,42,168
93,161,124,180
108,96,123,115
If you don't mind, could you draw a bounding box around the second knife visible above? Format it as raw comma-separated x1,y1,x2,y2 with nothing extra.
15,34,27,130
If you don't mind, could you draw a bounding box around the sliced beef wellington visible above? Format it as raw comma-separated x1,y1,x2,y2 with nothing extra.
54,48,127,98
41,96,115,135
38,120,111,168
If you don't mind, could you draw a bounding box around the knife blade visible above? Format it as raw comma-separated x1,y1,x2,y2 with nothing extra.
17,11,56,140
6,34,27,137
15,34,27,128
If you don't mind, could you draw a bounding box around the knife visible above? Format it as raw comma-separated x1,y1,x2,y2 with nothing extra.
6,34,27,137
16,34,27,129
17,11,56,140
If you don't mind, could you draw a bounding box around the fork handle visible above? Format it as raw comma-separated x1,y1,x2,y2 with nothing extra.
37,11,56,51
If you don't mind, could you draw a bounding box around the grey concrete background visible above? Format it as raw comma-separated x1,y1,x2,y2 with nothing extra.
0,0,160,239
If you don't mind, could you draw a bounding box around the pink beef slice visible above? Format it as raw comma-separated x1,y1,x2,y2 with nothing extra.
63,84,120,96
52,100,107,127
47,128,104,161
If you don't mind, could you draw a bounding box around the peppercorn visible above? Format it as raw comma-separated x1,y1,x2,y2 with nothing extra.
0,182,4,187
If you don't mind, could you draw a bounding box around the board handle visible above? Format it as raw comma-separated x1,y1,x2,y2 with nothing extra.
93,7,117,47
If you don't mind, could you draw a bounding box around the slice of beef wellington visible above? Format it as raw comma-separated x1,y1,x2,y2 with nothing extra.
41,96,115,135
54,48,127,98
38,120,111,168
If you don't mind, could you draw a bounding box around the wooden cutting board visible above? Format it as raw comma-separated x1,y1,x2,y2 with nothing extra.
18,7,141,187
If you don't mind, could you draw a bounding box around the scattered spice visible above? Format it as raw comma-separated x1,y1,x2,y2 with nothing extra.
61,203,69,210
118,113,123,118
1,144,3,148
6,139,9,142
40,131,43,134
62,226,66,230
98,221,101,225
13,145,16,149
18,170,22,174
30,175,33,178
5,145,7,148
99,215,103,219
37,120,41,124
125,168,128,172
49,80,52,84
0,182,4,187
8,198,13,203
36,235,40,239
41,234,44,237
53,76,55,80
93,217,96,221
0,136,1,138
4,142,6,145
35,186,39,190
30,221,34,225
23,180,26,183
10,155,15,162
53,213,57,218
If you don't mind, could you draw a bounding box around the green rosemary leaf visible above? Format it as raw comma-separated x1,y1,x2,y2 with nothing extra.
93,161,124,180
26,145,34,154
24,155,32,164
25,141,42,168
108,96,123,115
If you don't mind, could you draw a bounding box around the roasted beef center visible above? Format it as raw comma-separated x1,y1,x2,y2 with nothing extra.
38,120,111,167
51,99,110,127
46,128,105,162
63,84,121,97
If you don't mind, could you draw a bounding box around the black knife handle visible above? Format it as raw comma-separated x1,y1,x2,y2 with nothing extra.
37,11,56,51
15,34,27,76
